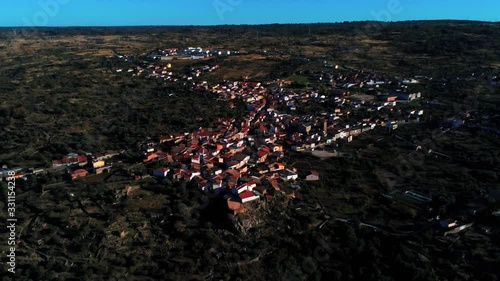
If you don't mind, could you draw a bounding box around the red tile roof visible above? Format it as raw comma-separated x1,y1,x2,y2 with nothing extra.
62,156,77,164
226,169,240,179
222,152,233,159
72,169,88,179
227,200,243,211
239,190,256,199
257,150,267,158
155,167,169,173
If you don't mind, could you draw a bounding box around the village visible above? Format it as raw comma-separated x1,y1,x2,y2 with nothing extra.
10,15,500,280
3,46,499,234
2,15,500,280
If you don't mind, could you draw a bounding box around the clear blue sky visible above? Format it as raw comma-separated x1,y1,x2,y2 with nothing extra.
1,0,499,27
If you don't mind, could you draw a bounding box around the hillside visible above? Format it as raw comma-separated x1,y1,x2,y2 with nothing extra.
1,21,499,281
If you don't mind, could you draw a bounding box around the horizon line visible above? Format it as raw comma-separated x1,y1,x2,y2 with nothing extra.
1,19,499,28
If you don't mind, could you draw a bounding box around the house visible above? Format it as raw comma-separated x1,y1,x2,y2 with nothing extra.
269,162,285,171
72,155,83,165
239,126,250,138
234,182,257,195
211,180,224,192
393,91,421,101
156,151,170,160
377,95,397,102
191,155,201,164
306,170,320,181
226,169,241,180
53,153,87,167
13,172,24,179
189,169,201,180
77,155,88,166
233,154,250,169
143,153,158,163
239,190,259,203
92,160,105,169
172,169,184,181
227,198,245,215
271,144,283,152
350,128,362,137
256,150,268,163
51,160,64,167
280,169,298,181
440,219,457,229
71,169,88,179
153,167,170,178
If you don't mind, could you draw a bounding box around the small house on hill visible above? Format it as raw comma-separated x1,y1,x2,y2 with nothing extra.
71,169,88,180
239,191,259,203
306,170,320,181
153,167,170,178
